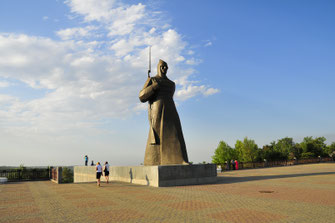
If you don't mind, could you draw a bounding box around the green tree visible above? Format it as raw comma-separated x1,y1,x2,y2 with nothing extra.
273,137,294,160
17,164,26,171
235,140,244,161
300,136,326,157
262,144,273,160
212,141,235,166
235,137,259,162
324,142,335,157
262,142,284,161
242,137,259,162
15,164,27,179
290,143,303,159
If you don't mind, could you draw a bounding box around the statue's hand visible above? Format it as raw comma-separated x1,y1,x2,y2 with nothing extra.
152,78,159,90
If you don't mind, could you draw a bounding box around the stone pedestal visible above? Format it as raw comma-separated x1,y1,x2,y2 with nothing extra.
74,164,217,187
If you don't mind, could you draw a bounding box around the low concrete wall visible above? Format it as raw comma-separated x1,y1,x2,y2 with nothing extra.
74,166,159,186
74,164,216,187
74,166,96,183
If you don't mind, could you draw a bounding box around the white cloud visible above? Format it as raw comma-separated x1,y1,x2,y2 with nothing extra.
0,0,219,146
204,40,212,47
70,56,95,67
0,33,76,89
204,88,220,96
65,0,146,36
187,50,194,55
107,3,146,36
56,26,98,40
110,39,133,57
0,81,9,88
186,58,202,65
175,85,219,101
65,0,116,22
0,94,15,103
0,33,146,123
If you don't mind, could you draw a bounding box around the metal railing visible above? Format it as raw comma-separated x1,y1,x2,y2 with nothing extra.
0,168,50,181
221,157,333,171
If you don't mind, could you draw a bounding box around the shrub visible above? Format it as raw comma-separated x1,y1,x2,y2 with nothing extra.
62,167,73,183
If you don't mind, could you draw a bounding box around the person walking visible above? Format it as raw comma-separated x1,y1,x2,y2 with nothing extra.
235,160,239,170
104,161,110,184
96,162,102,187
84,155,88,166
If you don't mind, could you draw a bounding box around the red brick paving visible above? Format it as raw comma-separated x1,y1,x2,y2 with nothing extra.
164,200,216,211
73,199,116,208
209,208,287,222
14,217,44,223
135,193,177,201
0,163,334,223
88,209,145,222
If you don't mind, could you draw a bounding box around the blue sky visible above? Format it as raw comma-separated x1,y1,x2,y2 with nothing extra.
0,0,334,166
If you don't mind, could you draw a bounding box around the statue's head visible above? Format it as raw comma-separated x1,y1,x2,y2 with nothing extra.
157,59,168,78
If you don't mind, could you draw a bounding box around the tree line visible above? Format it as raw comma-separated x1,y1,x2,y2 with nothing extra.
212,136,335,165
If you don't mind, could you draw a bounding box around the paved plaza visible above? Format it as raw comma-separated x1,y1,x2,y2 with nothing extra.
0,163,334,223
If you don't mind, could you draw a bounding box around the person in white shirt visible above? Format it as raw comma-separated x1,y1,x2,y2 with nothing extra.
104,161,110,184
96,162,102,187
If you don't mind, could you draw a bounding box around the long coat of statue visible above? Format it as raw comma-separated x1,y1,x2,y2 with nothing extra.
139,59,189,165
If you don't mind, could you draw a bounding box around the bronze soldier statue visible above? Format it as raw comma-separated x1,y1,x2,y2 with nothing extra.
139,59,189,165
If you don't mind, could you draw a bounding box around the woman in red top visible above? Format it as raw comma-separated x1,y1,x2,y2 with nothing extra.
235,160,239,170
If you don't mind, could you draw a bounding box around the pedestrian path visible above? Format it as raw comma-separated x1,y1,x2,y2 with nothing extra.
0,163,334,222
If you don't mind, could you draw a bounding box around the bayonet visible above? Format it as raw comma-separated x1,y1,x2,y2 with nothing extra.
148,46,151,78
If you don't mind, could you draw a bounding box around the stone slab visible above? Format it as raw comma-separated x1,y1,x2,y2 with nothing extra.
74,164,217,187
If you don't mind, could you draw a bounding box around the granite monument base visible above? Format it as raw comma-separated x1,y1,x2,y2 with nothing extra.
74,164,217,187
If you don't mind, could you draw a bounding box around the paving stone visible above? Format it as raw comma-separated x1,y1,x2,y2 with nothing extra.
0,163,334,223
